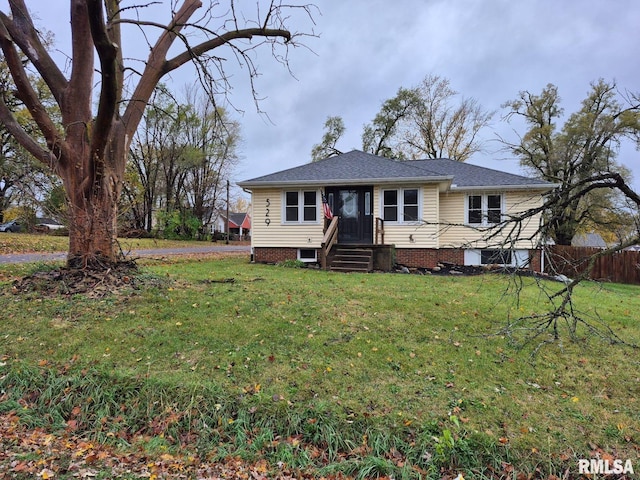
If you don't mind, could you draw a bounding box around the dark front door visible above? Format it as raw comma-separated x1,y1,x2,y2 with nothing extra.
326,186,373,244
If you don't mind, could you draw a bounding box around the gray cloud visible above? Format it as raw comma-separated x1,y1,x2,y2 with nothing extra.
12,0,640,189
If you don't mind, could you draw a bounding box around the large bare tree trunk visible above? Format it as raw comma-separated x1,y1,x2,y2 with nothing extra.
64,169,120,267
66,180,119,268
60,129,126,267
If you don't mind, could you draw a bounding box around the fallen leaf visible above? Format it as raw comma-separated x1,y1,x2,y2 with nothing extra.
39,469,56,479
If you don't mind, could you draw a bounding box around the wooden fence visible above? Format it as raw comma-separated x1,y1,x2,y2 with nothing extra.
545,245,640,285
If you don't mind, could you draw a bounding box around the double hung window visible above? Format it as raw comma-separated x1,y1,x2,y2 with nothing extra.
466,194,503,225
382,188,420,223
284,191,318,223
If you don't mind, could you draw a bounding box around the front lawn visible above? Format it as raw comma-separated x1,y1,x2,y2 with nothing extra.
1,256,638,478
0,233,226,255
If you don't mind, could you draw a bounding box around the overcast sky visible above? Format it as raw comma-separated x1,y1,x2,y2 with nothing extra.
17,1,640,192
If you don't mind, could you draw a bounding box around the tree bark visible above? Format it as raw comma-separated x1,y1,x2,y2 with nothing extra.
61,121,126,267
66,174,120,268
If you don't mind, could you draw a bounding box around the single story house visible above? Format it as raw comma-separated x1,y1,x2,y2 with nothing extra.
237,150,555,272
211,212,251,239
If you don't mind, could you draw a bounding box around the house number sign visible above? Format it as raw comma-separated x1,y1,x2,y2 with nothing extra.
265,198,271,226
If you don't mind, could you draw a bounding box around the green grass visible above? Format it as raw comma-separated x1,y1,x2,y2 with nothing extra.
1,256,639,477
0,232,228,255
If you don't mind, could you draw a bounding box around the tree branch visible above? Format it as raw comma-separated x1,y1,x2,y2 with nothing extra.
2,0,68,102
0,14,66,170
162,27,292,75
121,0,202,142
0,98,58,170
67,0,94,120
86,0,119,163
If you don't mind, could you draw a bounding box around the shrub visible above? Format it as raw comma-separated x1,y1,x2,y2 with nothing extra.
277,259,306,268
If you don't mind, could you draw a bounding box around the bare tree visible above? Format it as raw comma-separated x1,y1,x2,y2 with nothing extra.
401,75,494,161
314,75,493,162
181,85,240,230
0,0,314,268
121,86,173,233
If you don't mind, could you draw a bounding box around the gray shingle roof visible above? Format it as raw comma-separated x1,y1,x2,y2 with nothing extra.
405,158,553,188
238,150,554,190
238,150,446,185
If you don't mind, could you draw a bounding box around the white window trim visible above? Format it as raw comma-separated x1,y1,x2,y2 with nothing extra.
464,249,529,268
381,187,422,225
297,248,318,262
465,193,504,226
282,190,320,224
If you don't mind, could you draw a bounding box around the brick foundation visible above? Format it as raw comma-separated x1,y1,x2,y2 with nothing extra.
254,246,543,272
529,249,542,272
396,248,542,271
395,248,464,269
254,247,301,264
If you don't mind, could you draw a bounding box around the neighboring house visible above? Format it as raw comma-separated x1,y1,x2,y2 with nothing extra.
571,232,607,249
237,150,555,271
228,212,251,238
212,212,251,239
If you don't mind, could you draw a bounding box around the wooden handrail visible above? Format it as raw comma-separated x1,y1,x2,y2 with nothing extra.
375,217,384,245
320,216,339,270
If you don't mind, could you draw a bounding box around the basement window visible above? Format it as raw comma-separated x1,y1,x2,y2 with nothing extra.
480,249,512,265
298,249,317,262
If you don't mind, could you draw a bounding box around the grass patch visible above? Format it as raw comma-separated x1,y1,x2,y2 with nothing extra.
1,256,639,477
0,233,226,255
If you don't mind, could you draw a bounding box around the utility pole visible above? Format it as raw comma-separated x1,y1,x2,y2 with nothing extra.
225,179,230,245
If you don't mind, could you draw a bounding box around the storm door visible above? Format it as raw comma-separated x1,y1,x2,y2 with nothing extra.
326,186,373,244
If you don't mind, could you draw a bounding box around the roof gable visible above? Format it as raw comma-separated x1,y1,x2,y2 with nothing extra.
225,212,251,229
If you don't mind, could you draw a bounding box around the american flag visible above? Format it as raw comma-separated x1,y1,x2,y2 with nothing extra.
322,192,333,219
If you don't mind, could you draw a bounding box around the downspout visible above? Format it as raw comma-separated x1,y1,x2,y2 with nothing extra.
243,187,254,262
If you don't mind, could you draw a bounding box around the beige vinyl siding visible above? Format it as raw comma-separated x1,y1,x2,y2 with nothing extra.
250,188,325,248
438,190,544,249
504,192,544,247
374,184,439,248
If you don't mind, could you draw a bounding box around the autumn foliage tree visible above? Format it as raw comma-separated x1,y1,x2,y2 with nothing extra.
501,80,640,245
0,0,312,268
